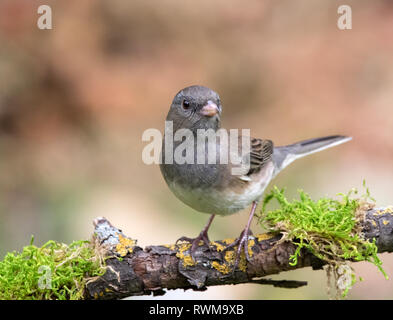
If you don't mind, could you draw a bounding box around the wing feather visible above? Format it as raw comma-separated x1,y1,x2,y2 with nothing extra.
247,138,274,176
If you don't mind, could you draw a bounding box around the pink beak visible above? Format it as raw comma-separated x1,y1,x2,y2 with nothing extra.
200,101,219,117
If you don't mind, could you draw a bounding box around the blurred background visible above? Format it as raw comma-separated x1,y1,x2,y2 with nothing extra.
0,0,392,299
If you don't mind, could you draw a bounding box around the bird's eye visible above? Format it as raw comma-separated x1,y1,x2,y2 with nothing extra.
182,100,190,110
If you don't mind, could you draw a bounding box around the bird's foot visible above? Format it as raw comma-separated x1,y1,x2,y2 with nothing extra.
176,230,211,260
223,229,254,272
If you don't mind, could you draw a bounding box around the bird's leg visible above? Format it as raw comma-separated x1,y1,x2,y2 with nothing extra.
224,201,258,271
176,214,215,259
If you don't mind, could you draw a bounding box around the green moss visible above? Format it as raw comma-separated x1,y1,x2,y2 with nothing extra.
258,184,388,298
0,237,106,300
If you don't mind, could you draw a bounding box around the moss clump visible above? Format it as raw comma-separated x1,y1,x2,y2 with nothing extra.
258,185,388,298
0,237,106,300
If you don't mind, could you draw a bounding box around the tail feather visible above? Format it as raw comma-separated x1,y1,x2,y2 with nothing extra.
273,135,351,175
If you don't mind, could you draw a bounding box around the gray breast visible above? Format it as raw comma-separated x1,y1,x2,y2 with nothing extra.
160,136,274,215
160,136,223,189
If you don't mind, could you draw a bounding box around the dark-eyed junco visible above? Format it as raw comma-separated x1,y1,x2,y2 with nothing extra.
160,85,351,269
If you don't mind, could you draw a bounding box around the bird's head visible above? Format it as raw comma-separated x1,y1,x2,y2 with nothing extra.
166,85,222,132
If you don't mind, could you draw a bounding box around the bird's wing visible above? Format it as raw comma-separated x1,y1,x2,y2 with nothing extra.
229,136,274,181
247,138,274,176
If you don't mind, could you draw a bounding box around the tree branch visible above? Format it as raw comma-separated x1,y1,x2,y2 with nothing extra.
84,206,393,299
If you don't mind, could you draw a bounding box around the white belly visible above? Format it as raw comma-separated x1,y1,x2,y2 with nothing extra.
167,162,274,216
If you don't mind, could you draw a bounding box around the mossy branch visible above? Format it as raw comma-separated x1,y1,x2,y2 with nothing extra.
1,193,392,300
83,205,392,299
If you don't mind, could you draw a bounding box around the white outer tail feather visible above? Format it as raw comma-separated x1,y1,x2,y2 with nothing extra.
273,135,352,177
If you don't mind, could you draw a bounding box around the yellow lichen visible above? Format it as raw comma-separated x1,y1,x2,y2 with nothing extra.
211,241,226,252
175,242,195,267
383,220,390,225
163,244,176,251
222,238,236,245
212,245,248,274
181,255,195,267
172,236,260,274
211,261,231,274
115,234,136,257
373,207,393,216
247,239,255,258
372,220,377,227
256,233,275,242
211,249,240,275
238,253,247,272
383,207,393,214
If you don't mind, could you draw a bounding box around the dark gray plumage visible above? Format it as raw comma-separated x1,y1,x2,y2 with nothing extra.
160,85,351,266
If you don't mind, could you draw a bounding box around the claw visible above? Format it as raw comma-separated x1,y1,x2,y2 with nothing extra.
176,231,211,260
223,201,258,272
223,229,253,271
175,214,215,260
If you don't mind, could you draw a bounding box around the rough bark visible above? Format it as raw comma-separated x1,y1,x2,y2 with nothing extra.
84,206,393,299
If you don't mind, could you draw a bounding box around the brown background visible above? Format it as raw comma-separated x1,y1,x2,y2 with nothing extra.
0,0,392,299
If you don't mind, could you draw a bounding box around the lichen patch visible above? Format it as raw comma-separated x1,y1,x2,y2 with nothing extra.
175,242,195,267
115,234,137,257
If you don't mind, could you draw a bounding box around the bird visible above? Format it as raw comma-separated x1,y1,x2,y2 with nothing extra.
160,85,351,269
